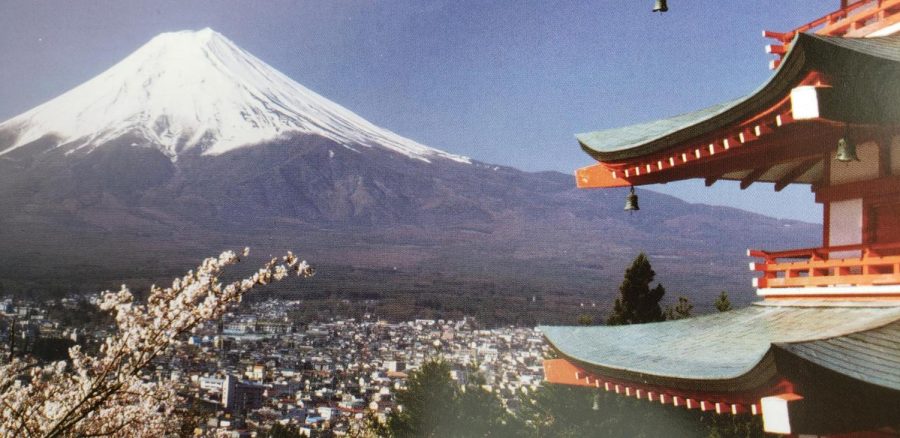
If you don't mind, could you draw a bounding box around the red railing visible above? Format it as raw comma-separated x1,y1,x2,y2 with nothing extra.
816,0,900,36
763,0,875,44
748,242,900,290
763,0,900,69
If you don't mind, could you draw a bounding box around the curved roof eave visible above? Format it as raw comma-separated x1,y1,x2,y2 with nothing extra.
538,304,900,392
576,33,900,162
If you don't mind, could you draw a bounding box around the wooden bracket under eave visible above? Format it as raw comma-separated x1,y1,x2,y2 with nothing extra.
575,163,631,189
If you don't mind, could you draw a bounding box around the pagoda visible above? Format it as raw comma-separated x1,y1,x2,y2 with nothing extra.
540,1,900,435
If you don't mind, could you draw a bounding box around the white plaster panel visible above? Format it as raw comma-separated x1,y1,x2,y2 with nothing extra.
790,86,820,120
761,394,800,435
829,198,863,258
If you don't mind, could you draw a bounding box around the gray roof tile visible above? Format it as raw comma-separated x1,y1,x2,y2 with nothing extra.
776,320,900,390
539,304,900,385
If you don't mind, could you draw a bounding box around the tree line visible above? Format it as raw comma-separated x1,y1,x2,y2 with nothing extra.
582,252,732,326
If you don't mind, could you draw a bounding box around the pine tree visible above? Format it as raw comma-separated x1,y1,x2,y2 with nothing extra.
664,296,693,320
384,360,523,437
387,361,458,437
607,253,666,325
352,411,389,438
266,423,303,438
714,291,733,312
577,314,594,326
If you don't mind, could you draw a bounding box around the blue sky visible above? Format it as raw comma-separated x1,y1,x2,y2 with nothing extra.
0,1,837,222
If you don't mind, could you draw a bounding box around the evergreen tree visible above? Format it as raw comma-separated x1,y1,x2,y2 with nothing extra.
576,313,594,326
521,384,713,437
664,296,694,320
387,361,459,437
607,253,666,325
520,384,604,437
266,423,303,438
352,411,389,438
714,291,733,312
384,360,523,437
702,411,764,438
456,377,524,436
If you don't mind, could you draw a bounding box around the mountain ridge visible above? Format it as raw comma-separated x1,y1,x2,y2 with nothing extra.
0,30,820,323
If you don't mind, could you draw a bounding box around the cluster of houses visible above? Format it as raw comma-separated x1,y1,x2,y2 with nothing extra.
2,297,547,436
173,304,547,436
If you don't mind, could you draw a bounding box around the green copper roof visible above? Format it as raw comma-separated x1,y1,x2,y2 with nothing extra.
775,319,900,391
539,303,900,392
576,33,900,162
575,97,742,159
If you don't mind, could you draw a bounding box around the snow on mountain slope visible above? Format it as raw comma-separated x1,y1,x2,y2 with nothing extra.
0,28,469,163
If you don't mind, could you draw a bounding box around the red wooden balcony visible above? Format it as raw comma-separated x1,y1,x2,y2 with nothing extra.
763,0,900,69
748,242,900,297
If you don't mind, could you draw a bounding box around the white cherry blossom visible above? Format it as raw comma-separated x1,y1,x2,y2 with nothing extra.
0,248,312,437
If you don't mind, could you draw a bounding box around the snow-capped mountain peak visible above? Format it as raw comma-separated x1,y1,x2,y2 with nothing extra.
0,28,469,163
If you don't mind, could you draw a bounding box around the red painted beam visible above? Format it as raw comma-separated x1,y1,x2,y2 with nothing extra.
542,358,791,416
815,175,900,203
575,163,631,189
766,44,787,55
762,30,791,41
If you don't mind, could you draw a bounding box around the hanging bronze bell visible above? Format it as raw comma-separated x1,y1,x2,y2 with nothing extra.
835,137,859,162
624,187,640,212
653,0,668,12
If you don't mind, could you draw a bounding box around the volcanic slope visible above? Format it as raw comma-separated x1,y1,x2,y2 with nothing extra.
0,29,819,319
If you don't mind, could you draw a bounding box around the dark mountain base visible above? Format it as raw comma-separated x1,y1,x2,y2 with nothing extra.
0,134,820,324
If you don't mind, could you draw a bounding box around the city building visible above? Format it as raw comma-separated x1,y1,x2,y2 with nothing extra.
540,1,900,436
199,376,225,392
223,374,266,414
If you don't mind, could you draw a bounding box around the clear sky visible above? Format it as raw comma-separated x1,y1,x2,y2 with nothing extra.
0,1,838,222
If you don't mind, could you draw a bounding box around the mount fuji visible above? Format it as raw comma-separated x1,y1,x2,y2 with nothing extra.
0,28,467,163
0,29,818,321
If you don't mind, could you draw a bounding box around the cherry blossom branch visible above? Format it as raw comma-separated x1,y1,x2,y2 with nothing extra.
0,248,312,438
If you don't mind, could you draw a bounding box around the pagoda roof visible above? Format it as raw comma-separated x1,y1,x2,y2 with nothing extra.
539,302,900,393
577,33,900,163
775,317,900,391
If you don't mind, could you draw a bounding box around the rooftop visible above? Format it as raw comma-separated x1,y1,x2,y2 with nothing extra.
576,33,900,163
539,301,900,392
